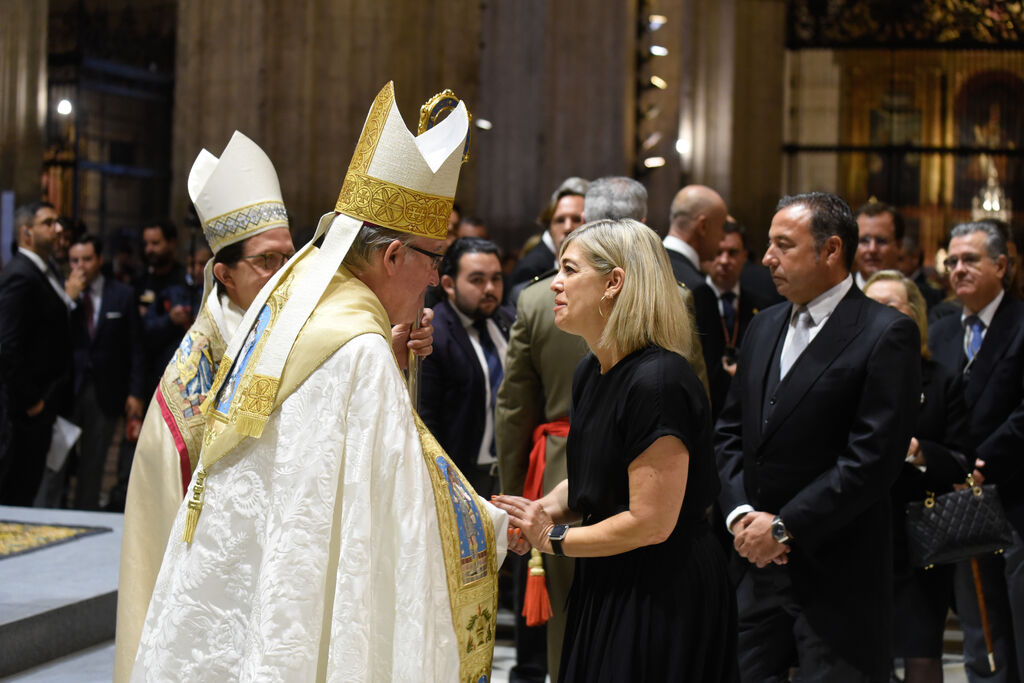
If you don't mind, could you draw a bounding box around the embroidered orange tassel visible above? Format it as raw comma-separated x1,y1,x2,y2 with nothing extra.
522,547,553,626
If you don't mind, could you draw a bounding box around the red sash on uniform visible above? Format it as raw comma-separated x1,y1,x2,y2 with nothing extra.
523,417,570,501
521,417,569,626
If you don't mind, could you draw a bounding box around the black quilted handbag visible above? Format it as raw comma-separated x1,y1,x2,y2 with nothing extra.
905,475,1015,569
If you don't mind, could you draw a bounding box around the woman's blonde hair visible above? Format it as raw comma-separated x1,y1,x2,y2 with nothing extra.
863,269,930,359
560,218,692,359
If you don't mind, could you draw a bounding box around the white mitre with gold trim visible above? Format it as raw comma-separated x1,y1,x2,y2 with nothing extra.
186,132,290,309
206,81,469,440
188,131,290,255
334,80,467,239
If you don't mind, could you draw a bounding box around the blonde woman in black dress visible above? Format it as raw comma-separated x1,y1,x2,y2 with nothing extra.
494,218,737,682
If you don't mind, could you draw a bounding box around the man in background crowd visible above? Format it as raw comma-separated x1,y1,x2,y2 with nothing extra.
509,177,589,287
854,200,904,289
664,183,729,413
0,202,73,505
930,221,1024,683
706,219,772,418
422,237,513,497
136,220,189,396
65,234,144,510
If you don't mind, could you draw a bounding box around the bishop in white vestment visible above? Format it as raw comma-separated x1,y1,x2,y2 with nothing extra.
132,83,509,682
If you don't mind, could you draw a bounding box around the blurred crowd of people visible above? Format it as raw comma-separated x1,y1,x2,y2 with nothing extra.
2,165,1022,683
0,204,210,511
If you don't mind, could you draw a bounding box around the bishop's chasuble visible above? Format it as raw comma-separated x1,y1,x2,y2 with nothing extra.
114,290,243,683
131,254,508,682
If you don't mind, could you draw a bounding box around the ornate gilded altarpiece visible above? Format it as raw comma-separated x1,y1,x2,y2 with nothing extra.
784,0,1024,262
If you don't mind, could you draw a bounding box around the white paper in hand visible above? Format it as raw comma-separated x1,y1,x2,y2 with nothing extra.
46,416,82,471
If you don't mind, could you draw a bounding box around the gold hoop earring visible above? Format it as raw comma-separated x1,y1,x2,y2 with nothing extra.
598,293,608,319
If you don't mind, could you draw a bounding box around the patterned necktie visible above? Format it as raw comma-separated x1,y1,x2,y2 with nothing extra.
964,315,985,362
720,291,737,332
780,306,813,379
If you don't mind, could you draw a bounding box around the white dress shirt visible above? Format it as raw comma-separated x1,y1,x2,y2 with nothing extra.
453,307,508,466
725,274,854,533
663,234,700,270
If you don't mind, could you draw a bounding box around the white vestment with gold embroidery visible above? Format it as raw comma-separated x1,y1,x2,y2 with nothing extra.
130,332,508,682
114,291,243,683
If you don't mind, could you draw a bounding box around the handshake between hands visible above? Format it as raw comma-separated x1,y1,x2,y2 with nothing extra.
492,495,550,556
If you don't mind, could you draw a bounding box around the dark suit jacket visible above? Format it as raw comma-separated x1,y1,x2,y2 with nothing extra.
929,294,1024,534
421,299,515,474
509,240,556,288
710,285,772,420
0,252,72,418
71,278,145,417
136,263,189,396
716,285,921,678
668,249,728,411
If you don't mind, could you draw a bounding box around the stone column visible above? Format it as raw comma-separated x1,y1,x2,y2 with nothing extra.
0,0,47,205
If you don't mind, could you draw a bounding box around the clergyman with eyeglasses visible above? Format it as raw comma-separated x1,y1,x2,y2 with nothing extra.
128,83,510,682
114,131,297,682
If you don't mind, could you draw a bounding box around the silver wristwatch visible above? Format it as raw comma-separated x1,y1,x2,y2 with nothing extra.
771,516,790,544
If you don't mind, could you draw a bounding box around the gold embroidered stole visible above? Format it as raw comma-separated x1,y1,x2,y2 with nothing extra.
415,415,499,683
199,255,390,470
182,254,393,541
156,301,226,482
176,247,500,678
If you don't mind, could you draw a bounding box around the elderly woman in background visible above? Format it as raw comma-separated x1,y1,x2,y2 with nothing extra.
864,270,971,683
493,218,736,682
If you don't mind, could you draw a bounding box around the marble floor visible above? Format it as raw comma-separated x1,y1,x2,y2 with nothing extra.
0,634,974,683
0,505,980,683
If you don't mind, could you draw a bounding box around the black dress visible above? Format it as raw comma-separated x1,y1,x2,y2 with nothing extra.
891,358,970,657
559,346,738,683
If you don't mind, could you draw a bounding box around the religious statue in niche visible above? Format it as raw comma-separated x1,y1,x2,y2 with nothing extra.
954,70,1023,211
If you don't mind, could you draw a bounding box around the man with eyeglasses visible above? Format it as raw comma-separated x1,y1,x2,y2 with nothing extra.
0,201,74,505
930,221,1024,683
130,84,509,682
115,132,298,682
854,200,904,290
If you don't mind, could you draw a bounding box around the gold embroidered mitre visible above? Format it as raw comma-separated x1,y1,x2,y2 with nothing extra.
334,81,469,239
188,131,290,255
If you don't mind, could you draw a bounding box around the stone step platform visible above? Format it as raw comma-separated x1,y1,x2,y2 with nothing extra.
0,506,122,678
